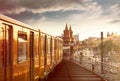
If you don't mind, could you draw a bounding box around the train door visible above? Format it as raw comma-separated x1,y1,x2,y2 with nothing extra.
40,33,48,78
34,33,39,81
50,37,52,66
30,31,34,81
52,38,55,65
46,36,51,71
0,24,13,81
44,35,47,74
54,39,57,64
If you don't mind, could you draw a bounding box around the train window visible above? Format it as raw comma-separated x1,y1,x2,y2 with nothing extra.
17,31,27,63
54,39,56,50
41,36,45,54
50,38,52,52
48,38,51,53
60,41,63,57
41,35,45,67
36,34,39,58
52,39,54,54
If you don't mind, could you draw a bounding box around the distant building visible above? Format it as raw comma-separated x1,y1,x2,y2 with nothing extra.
80,37,100,48
74,33,79,44
63,24,74,46
107,32,114,37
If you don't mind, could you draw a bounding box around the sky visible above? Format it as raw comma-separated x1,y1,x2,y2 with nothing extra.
0,0,120,40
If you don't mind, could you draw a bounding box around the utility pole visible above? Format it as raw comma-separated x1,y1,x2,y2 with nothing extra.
101,32,104,73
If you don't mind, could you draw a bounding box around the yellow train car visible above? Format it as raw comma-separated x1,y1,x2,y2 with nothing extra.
0,14,63,81
39,32,58,79
0,14,41,81
55,37,63,64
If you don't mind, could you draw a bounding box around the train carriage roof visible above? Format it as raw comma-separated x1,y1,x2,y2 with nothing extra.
0,14,63,39
0,14,37,31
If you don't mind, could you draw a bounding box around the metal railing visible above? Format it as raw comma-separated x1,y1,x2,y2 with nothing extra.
73,54,120,81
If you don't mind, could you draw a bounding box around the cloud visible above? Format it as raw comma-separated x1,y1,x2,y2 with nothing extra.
25,16,46,24
0,0,101,14
109,20,120,23
5,11,44,22
68,2,120,25
65,1,120,40
0,0,25,14
105,4,120,23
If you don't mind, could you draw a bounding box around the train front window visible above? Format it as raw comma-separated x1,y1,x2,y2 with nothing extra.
18,32,27,63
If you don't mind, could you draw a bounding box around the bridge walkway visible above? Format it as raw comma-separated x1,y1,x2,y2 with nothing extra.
45,57,108,81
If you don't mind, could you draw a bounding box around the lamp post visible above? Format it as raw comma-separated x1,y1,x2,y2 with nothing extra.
101,32,104,73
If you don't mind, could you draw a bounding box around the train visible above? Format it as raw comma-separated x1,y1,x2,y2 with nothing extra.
0,14,63,81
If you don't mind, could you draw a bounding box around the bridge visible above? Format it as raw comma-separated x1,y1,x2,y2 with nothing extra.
45,55,108,81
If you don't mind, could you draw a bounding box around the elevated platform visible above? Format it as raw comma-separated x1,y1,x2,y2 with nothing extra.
45,57,108,81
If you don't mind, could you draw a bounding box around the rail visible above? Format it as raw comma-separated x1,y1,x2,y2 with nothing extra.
73,54,120,81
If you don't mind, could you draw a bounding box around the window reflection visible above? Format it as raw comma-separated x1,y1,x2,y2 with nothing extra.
48,38,50,53
36,35,39,58
18,32,27,63
42,36,45,55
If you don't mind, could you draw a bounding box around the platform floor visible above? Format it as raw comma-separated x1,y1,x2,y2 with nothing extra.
45,58,107,81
